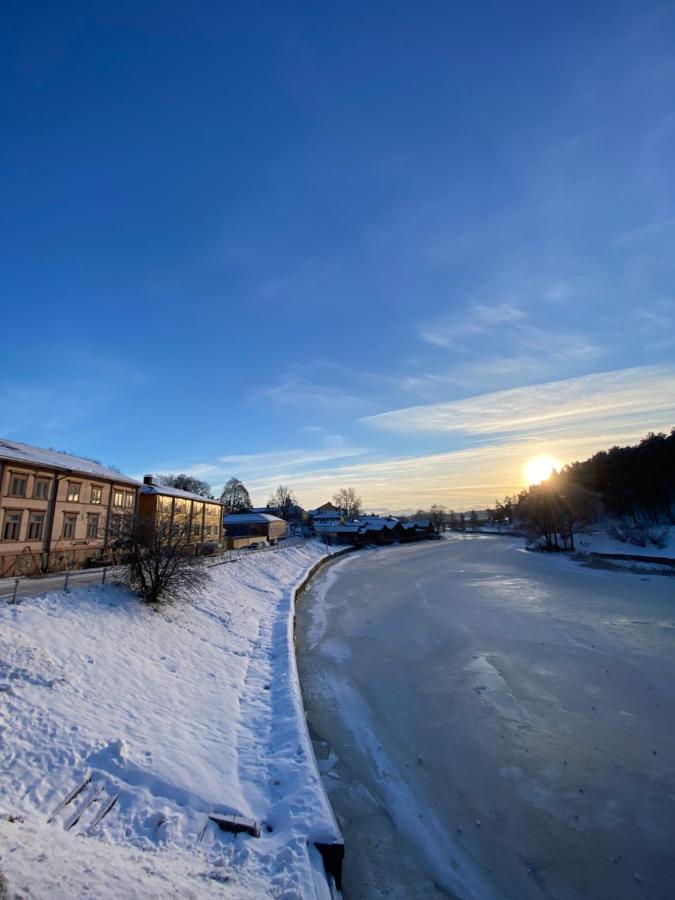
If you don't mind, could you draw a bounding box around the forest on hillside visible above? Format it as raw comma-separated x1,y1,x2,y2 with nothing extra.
487,429,675,552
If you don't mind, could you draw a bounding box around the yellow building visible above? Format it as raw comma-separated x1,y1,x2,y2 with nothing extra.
0,438,140,576
138,476,224,545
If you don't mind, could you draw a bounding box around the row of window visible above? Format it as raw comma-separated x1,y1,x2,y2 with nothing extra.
2,508,217,543
4,473,135,509
1,510,124,542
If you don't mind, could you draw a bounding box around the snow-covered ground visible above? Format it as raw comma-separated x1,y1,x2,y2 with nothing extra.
297,534,675,900
0,541,340,899
575,524,675,559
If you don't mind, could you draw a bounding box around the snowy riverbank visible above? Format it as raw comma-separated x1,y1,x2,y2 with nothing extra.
0,541,341,898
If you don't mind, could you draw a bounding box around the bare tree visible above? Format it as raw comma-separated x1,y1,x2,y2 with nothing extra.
156,473,213,498
120,507,207,603
429,504,446,532
267,485,298,518
220,477,252,513
333,487,362,518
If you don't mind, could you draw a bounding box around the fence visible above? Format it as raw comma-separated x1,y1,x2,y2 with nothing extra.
0,564,125,602
206,536,306,567
1,537,309,601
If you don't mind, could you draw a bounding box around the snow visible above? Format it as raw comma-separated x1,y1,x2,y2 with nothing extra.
140,483,224,504
575,525,675,559
223,513,284,524
0,541,341,898
0,438,139,485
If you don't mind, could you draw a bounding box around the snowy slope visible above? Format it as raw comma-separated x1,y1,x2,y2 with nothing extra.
0,541,341,898
575,525,675,559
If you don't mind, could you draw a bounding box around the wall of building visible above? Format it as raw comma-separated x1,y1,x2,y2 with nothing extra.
138,492,223,544
0,461,138,576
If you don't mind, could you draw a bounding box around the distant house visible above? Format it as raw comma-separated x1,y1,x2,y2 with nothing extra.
308,504,343,529
223,512,288,547
138,476,224,545
313,512,435,546
0,438,140,576
250,502,306,526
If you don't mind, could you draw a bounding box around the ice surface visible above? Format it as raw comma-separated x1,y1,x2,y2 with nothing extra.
297,534,675,900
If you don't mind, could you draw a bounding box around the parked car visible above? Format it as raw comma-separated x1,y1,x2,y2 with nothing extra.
200,541,218,556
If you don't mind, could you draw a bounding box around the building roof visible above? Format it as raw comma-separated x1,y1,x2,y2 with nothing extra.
354,515,400,526
314,521,361,532
140,483,223,504
223,512,284,524
0,438,140,486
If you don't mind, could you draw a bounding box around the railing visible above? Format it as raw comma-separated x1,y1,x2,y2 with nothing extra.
0,564,125,602
206,536,306,567
1,537,309,600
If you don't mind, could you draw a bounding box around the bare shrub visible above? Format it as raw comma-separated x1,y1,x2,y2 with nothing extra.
119,509,208,603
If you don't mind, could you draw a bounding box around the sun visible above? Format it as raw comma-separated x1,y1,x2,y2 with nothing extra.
524,454,561,485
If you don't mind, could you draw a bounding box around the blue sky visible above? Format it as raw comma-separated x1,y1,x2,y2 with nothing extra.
2,1,675,510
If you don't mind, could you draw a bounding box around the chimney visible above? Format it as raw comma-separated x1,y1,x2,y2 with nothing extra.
143,474,155,486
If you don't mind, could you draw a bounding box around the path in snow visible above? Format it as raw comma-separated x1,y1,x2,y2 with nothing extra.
296,535,675,900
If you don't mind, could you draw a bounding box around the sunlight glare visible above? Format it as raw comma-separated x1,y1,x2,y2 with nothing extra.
524,454,561,485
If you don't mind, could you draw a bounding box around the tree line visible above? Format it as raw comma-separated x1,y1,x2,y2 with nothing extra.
487,429,675,551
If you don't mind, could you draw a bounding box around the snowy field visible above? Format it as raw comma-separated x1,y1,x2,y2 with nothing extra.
297,535,675,900
0,541,340,899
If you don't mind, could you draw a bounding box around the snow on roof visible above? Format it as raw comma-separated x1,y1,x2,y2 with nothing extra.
314,521,361,532
359,522,392,532
0,438,140,485
355,515,400,526
223,512,284,524
140,484,222,504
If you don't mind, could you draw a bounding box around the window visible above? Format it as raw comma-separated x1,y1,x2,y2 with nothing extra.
8,474,27,497
2,512,22,541
90,485,102,505
27,512,44,540
34,478,51,500
67,482,81,502
62,513,77,540
175,501,185,513
109,514,122,538
86,514,100,539
124,492,134,509
113,490,123,507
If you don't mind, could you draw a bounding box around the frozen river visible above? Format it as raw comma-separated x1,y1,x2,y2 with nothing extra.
296,535,675,900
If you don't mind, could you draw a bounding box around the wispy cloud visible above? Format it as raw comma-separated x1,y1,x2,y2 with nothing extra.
225,420,672,512
252,376,364,410
144,366,675,511
419,303,526,348
142,434,371,501
419,303,601,364
362,365,675,437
